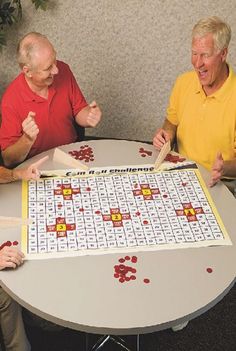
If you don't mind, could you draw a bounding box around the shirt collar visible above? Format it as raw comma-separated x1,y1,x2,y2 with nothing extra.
19,74,56,103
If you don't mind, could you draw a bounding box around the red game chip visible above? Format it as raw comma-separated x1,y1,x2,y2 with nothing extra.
131,256,137,263
143,278,150,284
130,275,136,280
206,267,213,273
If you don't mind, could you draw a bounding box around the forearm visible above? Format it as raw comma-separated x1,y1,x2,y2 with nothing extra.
75,106,91,127
0,167,20,184
2,134,34,167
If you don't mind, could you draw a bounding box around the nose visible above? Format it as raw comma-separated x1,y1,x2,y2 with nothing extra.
194,55,204,69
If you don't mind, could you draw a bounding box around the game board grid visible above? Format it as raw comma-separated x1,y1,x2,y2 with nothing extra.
22,169,230,257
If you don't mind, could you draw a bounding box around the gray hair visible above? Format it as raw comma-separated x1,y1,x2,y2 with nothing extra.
17,32,49,69
192,16,231,51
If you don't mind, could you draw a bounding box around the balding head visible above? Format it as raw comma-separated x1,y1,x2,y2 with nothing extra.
17,32,55,70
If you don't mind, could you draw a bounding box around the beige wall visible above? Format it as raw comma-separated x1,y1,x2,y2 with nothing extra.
1,0,236,142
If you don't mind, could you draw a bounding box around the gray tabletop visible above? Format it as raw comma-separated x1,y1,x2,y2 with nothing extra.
0,140,235,335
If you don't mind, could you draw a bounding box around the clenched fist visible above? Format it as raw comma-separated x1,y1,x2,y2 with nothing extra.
22,111,39,142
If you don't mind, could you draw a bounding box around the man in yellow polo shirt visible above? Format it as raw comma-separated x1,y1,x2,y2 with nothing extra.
153,16,236,190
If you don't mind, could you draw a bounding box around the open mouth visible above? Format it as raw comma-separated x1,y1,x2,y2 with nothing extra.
198,70,208,79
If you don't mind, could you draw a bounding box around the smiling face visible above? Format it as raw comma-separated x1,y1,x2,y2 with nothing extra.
191,33,228,94
23,40,59,90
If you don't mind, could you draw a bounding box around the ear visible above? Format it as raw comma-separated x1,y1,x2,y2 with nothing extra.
221,47,228,62
22,65,32,78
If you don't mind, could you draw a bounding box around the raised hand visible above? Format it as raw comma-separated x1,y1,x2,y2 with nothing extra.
209,152,224,187
153,128,171,150
86,101,102,127
14,155,49,181
22,111,39,141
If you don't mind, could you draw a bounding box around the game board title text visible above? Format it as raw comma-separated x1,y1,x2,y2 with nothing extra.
66,166,154,176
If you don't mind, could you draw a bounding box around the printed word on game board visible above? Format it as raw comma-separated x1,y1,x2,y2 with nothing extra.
22,169,231,259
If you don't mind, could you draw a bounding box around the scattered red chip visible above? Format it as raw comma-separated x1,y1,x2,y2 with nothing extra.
130,275,136,280
125,256,130,260
131,256,137,263
206,267,213,273
143,278,150,284
163,194,168,198
139,148,152,157
13,241,18,246
143,220,149,225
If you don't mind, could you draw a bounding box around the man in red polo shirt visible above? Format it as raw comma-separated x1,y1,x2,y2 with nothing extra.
0,32,102,167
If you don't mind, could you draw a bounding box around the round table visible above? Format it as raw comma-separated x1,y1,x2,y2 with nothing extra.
0,139,235,336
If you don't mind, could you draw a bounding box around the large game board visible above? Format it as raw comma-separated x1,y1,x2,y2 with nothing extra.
21,168,231,259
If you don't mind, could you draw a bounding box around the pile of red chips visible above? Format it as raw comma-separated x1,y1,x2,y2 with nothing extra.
69,145,94,163
114,255,150,284
164,153,186,163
